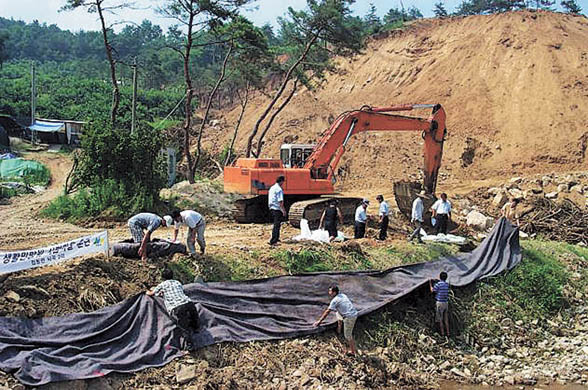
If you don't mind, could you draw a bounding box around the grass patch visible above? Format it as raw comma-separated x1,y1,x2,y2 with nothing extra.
167,257,196,284
271,247,373,274
367,242,460,269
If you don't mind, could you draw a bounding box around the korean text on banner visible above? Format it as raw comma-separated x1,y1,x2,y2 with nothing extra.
0,231,109,275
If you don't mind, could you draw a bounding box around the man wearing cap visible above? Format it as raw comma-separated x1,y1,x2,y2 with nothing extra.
128,212,172,264
354,199,369,239
408,191,426,243
376,195,389,241
431,193,452,235
171,209,206,256
268,175,287,246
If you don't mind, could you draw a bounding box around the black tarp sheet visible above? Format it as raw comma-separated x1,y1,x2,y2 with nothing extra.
0,218,521,385
112,239,187,258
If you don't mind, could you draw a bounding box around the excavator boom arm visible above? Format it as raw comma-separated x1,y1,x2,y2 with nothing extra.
304,104,447,194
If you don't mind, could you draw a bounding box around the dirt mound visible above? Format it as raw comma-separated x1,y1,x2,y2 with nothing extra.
0,256,163,318
204,10,588,191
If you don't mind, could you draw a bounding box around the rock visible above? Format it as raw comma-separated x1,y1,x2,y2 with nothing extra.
4,291,20,303
508,188,524,199
510,177,523,183
519,231,529,238
545,192,558,199
292,369,303,377
492,192,508,208
505,375,515,385
439,361,451,370
450,367,467,377
571,185,583,194
466,211,494,231
530,186,543,194
557,183,569,193
487,187,502,195
176,364,198,384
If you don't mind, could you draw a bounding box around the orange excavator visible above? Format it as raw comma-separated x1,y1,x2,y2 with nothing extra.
224,104,447,227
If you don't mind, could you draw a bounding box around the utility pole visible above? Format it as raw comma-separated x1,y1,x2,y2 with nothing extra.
131,57,138,134
30,61,36,144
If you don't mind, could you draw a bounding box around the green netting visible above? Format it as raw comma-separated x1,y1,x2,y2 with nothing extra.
0,159,46,179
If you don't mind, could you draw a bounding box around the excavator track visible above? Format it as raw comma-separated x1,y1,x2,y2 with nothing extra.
233,196,270,223
288,197,363,229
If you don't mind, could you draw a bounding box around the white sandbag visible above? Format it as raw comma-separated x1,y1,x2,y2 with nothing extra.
292,219,344,243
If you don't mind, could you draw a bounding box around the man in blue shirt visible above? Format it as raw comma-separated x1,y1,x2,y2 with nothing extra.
128,212,172,264
268,176,286,246
376,195,389,241
430,271,450,337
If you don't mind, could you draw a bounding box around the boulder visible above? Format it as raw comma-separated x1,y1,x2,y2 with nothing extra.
508,188,524,199
176,364,198,385
487,187,502,195
4,291,20,303
510,177,523,184
492,192,508,208
466,211,494,231
545,192,558,199
570,185,583,194
557,183,569,193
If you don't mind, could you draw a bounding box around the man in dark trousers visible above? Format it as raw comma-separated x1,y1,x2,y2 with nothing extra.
268,175,286,246
430,193,452,235
354,199,369,239
319,199,344,241
376,195,389,240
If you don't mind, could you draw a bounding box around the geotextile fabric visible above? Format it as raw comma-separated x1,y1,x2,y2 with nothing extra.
0,218,521,385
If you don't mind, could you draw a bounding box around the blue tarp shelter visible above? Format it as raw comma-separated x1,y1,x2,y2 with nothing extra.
29,120,65,133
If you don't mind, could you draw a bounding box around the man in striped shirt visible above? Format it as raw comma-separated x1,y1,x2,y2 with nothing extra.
430,271,450,337
147,268,199,350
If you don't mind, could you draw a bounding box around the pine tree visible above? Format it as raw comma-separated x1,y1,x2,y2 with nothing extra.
561,0,582,13
363,3,383,34
433,1,449,17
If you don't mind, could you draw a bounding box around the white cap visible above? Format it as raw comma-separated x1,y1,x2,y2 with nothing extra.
163,215,173,227
362,198,370,205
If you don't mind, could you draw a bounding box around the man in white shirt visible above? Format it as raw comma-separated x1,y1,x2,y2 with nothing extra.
354,199,369,239
376,195,389,241
430,193,452,234
171,209,206,255
313,285,358,356
408,190,426,243
268,176,286,246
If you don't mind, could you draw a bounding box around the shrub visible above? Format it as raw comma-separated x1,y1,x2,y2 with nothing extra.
45,118,166,221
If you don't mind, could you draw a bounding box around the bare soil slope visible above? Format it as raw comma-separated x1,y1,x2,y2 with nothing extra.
204,10,588,191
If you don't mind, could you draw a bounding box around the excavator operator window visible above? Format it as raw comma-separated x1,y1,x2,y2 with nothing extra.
280,148,290,167
303,149,313,164
293,148,303,168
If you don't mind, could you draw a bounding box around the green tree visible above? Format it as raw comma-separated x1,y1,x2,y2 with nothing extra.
434,2,449,17
0,31,9,68
561,0,582,13
61,0,127,125
363,3,383,35
157,0,253,183
245,0,363,157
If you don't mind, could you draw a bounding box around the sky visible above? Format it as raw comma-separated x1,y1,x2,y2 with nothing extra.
0,0,585,33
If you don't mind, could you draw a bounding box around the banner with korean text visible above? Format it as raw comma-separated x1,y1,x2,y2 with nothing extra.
0,231,109,275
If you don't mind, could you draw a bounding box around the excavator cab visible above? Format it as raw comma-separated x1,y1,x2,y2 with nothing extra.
280,144,316,168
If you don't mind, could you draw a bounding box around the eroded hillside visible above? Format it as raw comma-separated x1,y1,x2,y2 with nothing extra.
203,10,588,191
